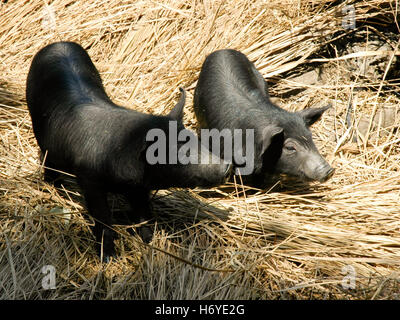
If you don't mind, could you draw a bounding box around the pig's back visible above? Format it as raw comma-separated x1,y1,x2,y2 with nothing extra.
26,42,112,123
194,49,271,130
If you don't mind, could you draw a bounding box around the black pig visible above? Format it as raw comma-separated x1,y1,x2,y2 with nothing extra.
194,49,334,187
26,42,231,260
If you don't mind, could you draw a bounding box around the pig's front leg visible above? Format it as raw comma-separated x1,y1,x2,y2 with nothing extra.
124,188,154,243
78,177,116,261
40,152,63,188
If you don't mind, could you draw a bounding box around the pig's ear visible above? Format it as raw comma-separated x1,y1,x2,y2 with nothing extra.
261,125,284,150
298,104,331,127
168,87,186,122
260,125,284,166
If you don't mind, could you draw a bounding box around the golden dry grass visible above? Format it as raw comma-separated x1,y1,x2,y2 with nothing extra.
1,0,400,299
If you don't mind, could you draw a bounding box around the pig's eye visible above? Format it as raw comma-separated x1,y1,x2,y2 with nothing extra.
284,144,297,153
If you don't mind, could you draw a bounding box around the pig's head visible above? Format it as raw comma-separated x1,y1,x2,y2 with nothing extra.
143,88,232,189
257,105,334,184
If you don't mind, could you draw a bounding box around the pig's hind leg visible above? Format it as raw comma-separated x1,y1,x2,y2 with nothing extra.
78,177,117,261
124,188,154,243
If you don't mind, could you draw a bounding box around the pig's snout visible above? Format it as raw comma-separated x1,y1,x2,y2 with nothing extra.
302,151,335,183
194,162,232,187
319,166,335,183
315,164,335,183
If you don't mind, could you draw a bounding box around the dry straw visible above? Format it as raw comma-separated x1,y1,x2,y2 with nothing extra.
1,0,400,299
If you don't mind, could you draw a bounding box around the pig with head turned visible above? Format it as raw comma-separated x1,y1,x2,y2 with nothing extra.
194,49,334,187
26,41,232,261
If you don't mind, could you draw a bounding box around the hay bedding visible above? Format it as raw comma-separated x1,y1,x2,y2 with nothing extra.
0,0,400,299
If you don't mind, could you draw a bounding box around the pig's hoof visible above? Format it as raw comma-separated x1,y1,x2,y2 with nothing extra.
126,224,153,243
103,253,115,264
95,229,117,262
98,242,117,263
137,225,154,243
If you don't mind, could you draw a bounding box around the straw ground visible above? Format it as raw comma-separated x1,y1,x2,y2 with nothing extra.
1,0,399,299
